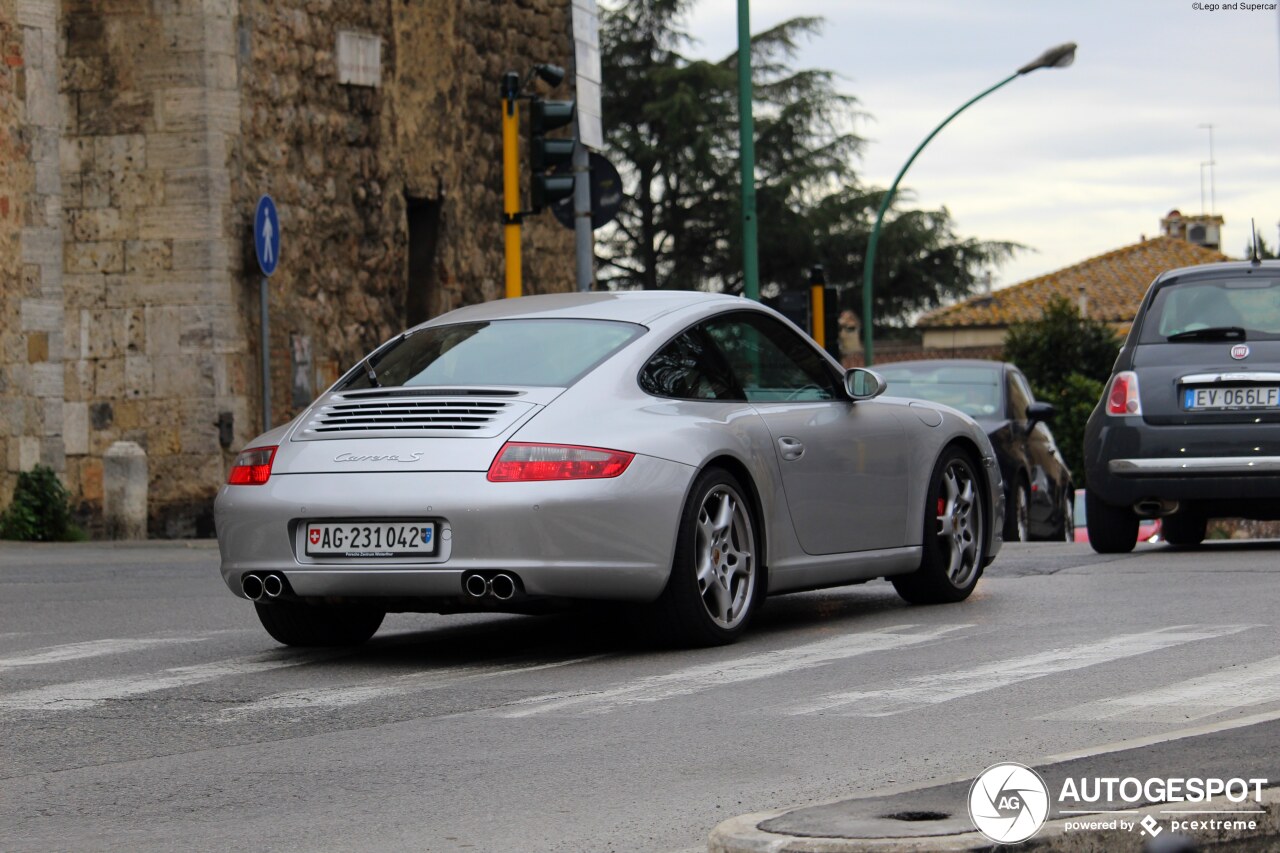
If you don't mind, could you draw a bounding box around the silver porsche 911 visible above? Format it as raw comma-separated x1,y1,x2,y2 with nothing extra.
215,291,1003,647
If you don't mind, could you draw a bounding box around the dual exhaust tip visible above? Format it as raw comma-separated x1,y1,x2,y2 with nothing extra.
464,572,519,601
245,571,520,602
241,572,286,601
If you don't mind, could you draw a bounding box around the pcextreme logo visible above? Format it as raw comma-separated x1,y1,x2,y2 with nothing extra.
968,763,1050,844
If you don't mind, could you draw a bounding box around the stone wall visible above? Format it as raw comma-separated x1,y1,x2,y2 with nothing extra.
233,0,577,432
0,0,63,512
1,0,577,534
391,0,576,310
0,0,26,507
58,0,242,536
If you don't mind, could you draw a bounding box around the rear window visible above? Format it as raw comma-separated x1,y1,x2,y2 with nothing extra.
339,319,645,390
1140,278,1280,342
878,364,1002,418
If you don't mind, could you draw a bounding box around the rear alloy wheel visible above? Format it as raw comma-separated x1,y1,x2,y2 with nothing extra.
254,601,385,647
893,447,986,605
1085,491,1138,554
1003,480,1029,542
655,468,761,646
1162,511,1206,547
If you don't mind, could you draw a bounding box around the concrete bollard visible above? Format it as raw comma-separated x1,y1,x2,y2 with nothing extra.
103,441,148,540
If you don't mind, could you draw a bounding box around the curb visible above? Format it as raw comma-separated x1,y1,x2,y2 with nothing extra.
709,787,1280,852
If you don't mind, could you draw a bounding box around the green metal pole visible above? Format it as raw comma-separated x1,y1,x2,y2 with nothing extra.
861,72,1018,366
737,0,759,300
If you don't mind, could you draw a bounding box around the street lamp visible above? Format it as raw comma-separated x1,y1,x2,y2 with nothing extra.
860,42,1077,365
737,0,759,301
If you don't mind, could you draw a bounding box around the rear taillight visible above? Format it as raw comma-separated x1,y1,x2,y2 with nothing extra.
487,442,634,482
1105,371,1142,416
228,446,277,485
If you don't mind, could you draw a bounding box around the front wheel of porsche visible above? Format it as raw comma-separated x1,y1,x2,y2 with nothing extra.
893,447,987,605
654,468,762,647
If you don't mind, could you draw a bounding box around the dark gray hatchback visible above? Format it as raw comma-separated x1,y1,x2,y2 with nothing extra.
1084,258,1280,552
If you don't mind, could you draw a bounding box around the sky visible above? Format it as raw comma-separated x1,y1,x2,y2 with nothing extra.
680,0,1280,289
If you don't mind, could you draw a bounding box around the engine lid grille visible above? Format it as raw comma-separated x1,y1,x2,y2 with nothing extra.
295,391,536,439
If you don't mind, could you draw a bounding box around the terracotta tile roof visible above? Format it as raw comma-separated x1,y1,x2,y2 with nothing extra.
919,236,1231,329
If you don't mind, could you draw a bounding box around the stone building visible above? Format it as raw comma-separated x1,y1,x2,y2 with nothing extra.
1,0,577,536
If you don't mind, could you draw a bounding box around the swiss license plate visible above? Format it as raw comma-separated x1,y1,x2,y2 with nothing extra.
305,521,436,557
1183,385,1280,410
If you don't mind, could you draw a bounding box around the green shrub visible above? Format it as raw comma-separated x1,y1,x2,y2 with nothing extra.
1043,373,1105,486
0,465,85,541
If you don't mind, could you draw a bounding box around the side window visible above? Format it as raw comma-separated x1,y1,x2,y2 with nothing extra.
638,330,742,400
702,313,838,402
1007,370,1032,421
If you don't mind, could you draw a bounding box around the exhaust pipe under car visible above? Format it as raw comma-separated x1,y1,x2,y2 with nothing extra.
462,572,521,600
241,574,264,601
464,573,490,598
490,573,517,601
262,573,284,598
1133,498,1179,518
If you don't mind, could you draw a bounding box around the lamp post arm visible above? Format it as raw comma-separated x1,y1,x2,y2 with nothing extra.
860,70,1019,365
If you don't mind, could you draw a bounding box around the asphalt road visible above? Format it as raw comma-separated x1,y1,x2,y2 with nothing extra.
2,538,1279,852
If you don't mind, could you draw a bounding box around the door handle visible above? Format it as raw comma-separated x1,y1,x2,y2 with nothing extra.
778,436,805,461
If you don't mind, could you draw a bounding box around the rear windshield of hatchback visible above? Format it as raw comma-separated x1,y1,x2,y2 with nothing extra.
340,319,645,390
1140,278,1280,342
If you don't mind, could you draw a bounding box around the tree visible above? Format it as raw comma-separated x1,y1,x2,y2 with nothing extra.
1003,297,1122,484
597,1,1017,331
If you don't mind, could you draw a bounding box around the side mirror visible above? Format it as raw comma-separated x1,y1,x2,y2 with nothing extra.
844,368,887,400
1026,401,1056,424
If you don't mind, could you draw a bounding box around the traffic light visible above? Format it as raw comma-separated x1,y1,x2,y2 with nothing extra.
529,97,576,212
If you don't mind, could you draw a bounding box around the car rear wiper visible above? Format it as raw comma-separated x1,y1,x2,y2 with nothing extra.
362,356,381,387
1166,326,1246,342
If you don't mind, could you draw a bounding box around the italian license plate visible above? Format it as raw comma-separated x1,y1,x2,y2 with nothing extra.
1183,386,1280,410
305,521,436,557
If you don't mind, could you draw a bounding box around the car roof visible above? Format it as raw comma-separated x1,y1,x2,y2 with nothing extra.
419,291,748,328
1156,259,1280,282
877,358,1009,373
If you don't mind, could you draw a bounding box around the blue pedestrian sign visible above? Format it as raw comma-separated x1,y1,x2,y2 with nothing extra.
254,195,280,276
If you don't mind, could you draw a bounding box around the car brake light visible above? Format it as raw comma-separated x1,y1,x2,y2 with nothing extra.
487,442,634,482
228,446,278,485
1106,371,1142,416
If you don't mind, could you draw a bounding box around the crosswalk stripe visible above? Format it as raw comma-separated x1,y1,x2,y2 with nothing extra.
1043,654,1280,723
0,637,204,672
786,625,1255,717
214,655,607,721
0,652,335,712
493,624,972,719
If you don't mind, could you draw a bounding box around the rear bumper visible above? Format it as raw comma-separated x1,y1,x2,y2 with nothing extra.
214,455,693,603
1087,418,1280,508
1110,457,1280,475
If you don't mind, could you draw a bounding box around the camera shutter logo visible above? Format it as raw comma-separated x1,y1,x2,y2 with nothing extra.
968,762,1050,843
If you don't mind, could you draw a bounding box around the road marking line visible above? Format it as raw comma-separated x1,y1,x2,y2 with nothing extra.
493,624,972,718
786,625,1255,717
1043,654,1280,723
0,637,205,672
0,652,334,712
214,655,606,721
